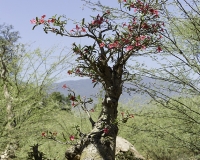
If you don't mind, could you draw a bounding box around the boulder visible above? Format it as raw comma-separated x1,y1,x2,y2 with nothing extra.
115,136,145,160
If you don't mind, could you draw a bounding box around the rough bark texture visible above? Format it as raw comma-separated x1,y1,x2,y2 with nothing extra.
65,136,145,160
66,65,123,160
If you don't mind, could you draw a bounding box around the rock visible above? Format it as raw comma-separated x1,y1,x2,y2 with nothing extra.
116,136,145,160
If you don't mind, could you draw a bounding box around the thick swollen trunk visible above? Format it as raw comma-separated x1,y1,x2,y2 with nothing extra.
80,95,119,160
66,85,122,160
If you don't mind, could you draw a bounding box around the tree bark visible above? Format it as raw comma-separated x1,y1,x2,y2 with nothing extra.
66,68,123,160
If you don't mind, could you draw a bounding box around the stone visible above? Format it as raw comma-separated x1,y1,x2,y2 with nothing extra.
116,136,145,160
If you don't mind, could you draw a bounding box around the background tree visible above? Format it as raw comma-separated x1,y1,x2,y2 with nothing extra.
121,0,200,158
0,23,71,159
32,0,164,159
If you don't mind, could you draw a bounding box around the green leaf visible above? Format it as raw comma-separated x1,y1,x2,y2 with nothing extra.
82,18,85,26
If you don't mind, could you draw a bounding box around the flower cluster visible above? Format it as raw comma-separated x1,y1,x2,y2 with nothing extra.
30,15,55,24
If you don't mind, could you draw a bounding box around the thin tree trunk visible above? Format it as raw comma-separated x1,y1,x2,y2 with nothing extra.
0,57,17,159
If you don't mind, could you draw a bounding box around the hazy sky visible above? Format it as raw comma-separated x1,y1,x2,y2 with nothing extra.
0,0,112,49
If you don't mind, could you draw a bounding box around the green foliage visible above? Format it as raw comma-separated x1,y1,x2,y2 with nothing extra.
47,92,71,111
116,150,144,160
118,96,200,160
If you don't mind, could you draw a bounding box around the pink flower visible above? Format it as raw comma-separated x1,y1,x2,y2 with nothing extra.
135,42,140,46
108,41,119,49
140,35,146,41
122,22,127,27
72,101,75,106
42,132,46,137
126,45,133,51
106,10,110,14
123,0,126,2
92,79,96,83
141,45,146,50
100,42,105,48
149,9,159,16
70,135,75,141
157,46,162,52
142,23,149,29
129,114,134,118
90,108,95,112
82,27,86,32
103,128,109,134
76,25,80,30
48,19,55,23
153,10,159,16
76,68,80,73
41,15,46,19
62,84,67,89
51,19,55,23
39,19,45,24
30,19,36,24
70,96,75,101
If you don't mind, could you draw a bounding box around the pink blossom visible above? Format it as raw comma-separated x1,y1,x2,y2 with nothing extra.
90,108,95,112
70,135,75,141
51,19,55,23
62,84,67,89
140,35,146,41
41,15,46,19
42,132,46,137
108,41,119,49
157,46,162,52
100,42,105,48
103,128,109,134
153,10,159,16
30,19,36,24
76,25,80,30
141,45,146,50
70,96,75,101
39,19,45,24
126,45,133,51
81,27,86,32
135,42,140,46
76,68,80,73
122,22,127,27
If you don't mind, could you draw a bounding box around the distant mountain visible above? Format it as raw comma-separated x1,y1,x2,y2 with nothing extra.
49,77,179,104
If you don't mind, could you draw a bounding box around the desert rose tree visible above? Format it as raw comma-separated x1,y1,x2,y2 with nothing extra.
31,0,164,159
